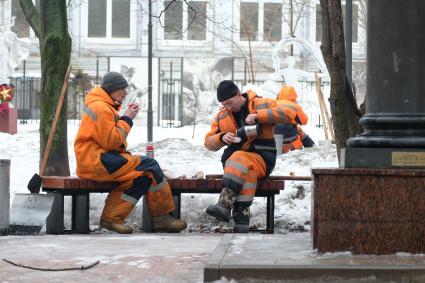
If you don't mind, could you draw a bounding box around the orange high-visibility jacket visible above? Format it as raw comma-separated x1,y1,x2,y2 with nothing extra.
205,90,297,175
275,85,311,153
74,86,143,183
276,86,308,125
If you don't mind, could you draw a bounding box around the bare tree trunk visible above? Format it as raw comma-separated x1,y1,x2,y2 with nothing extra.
20,0,71,176
319,0,362,162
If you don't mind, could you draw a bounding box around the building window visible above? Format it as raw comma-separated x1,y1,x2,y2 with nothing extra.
88,0,130,38
240,2,259,41
264,3,282,42
188,1,207,40
316,3,358,43
112,0,130,37
164,1,183,40
11,0,39,38
164,0,207,41
240,2,282,42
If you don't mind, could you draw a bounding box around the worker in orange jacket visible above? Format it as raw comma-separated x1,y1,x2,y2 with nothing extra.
74,72,186,234
274,85,315,154
205,80,297,233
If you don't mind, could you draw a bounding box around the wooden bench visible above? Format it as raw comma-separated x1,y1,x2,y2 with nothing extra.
41,175,311,234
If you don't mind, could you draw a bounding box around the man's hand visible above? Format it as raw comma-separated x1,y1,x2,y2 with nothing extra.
245,113,258,125
222,132,241,144
123,103,140,120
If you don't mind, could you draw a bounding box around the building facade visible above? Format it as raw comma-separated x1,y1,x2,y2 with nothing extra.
0,0,366,125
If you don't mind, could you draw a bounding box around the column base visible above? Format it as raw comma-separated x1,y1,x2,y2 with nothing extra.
312,168,425,254
342,147,425,168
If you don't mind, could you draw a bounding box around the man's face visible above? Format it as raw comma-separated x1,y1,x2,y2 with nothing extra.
110,88,128,105
221,92,243,112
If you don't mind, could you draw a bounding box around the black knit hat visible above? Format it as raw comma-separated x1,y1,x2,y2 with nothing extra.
101,72,129,94
217,80,239,102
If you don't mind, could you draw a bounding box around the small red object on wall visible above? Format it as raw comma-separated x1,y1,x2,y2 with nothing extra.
0,84,17,134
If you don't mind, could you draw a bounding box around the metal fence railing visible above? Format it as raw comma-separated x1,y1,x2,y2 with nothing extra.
10,76,96,124
8,67,331,127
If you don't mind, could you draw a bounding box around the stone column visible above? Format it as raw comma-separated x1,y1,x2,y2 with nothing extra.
343,0,425,168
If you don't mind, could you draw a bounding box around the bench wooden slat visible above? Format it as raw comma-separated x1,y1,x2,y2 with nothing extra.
69,178,80,189
78,178,88,189
42,176,117,190
205,174,311,181
41,176,66,188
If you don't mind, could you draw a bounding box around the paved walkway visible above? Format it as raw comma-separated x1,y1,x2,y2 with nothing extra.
3,232,425,283
0,233,223,283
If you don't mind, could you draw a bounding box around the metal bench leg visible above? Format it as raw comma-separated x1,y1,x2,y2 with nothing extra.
142,196,152,232
170,193,181,219
266,195,275,233
72,194,90,234
46,193,64,234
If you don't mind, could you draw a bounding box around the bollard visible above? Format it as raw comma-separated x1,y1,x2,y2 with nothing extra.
0,159,10,235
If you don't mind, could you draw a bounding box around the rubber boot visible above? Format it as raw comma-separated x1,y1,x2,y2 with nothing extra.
152,214,187,232
100,191,135,234
206,187,236,223
233,206,250,233
100,220,133,234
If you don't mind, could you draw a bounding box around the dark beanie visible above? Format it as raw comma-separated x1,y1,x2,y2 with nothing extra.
217,80,239,102
101,72,129,94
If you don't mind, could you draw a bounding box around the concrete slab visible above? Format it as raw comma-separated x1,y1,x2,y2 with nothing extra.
205,233,425,282
0,233,222,283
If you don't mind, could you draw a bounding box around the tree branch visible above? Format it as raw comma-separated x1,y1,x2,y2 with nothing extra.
19,0,41,39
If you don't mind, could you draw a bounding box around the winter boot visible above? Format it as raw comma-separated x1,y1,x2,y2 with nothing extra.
233,206,250,233
206,187,236,223
100,191,135,234
152,214,187,233
100,220,133,234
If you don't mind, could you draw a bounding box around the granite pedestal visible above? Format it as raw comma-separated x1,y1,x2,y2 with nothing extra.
312,168,425,254
0,107,17,135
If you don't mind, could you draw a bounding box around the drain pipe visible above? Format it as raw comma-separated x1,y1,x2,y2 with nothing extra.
0,159,10,235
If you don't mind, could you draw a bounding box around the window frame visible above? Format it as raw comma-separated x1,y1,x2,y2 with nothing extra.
81,0,137,47
234,0,283,48
157,0,213,48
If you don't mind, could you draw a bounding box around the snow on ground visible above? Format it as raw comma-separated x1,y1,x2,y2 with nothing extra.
0,119,337,234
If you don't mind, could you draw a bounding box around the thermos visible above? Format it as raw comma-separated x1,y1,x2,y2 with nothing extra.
236,124,260,138
146,144,154,158
274,134,284,156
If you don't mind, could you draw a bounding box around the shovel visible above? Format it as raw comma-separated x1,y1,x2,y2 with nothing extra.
9,193,55,235
27,65,72,194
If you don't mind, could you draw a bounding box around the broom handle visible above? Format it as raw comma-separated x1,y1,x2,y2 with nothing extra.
39,65,72,176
